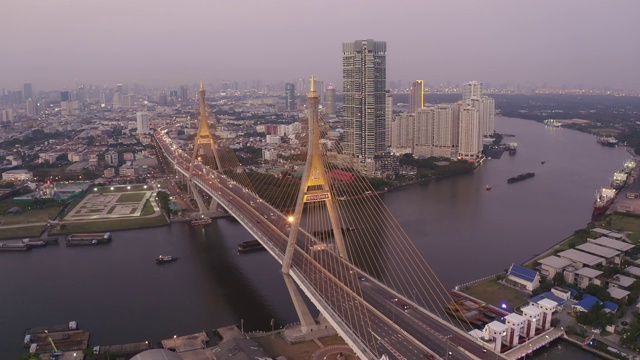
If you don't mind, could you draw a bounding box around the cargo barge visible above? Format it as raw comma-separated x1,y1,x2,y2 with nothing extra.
0,242,31,251
238,240,265,253
507,172,535,184
66,232,112,246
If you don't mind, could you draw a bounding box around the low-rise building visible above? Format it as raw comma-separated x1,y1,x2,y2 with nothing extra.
573,294,619,313
119,165,138,177
103,168,116,178
587,236,634,254
625,266,640,278
529,291,566,312
607,287,630,303
609,274,636,290
2,169,33,181
506,264,540,292
557,249,605,268
570,267,604,289
575,242,622,266
537,256,572,279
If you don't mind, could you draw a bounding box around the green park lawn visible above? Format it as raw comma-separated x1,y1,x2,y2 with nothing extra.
463,279,530,309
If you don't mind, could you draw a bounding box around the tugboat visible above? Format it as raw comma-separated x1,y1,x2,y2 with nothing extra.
541,161,546,164
485,185,492,191
156,255,178,264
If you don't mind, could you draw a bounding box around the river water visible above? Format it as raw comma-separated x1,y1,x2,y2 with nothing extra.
0,116,630,359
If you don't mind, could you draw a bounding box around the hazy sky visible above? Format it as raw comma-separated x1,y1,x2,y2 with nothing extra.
2,0,639,91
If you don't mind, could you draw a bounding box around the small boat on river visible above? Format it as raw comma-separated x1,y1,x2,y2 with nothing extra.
156,255,178,264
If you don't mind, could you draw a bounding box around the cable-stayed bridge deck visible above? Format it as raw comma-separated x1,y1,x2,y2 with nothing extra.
152,80,505,360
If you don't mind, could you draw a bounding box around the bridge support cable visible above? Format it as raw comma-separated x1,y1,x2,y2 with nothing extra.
309,113,473,331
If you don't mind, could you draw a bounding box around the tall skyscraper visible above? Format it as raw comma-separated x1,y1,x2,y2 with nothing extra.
137,112,150,134
26,98,37,117
60,91,70,102
408,80,424,113
458,105,481,159
23,83,33,102
390,113,414,150
481,96,495,135
342,39,387,167
385,91,393,147
180,85,188,104
285,83,295,111
462,81,482,100
324,86,336,115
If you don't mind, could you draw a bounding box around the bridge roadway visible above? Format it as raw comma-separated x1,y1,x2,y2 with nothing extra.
155,130,500,360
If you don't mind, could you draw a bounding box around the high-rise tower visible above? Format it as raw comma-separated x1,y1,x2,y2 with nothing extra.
408,80,424,113
342,39,387,170
285,83,295,111
136,112,150,134
324,86,336,115
23,83,33,102
462,81,482,100
180,85,188,104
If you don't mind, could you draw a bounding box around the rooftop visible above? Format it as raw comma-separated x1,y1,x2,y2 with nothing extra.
610,274,636,288
574,294,601,312
608,287,631,300
575,242,621,259
538,255,572,269
504,313,525,323
508,264,538,283
529,291,566,306
521,305,542,315
588,236,634,252
538,298,559,308
625,266,640,278
574,267,603,278
131,349,182,360
557,249,605,266
604,301,619,313
486,320,507,332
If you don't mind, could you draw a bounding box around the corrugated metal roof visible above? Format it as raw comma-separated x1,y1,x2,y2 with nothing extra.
508,264,538,283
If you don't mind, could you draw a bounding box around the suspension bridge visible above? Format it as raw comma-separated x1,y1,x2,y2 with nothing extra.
153,79,507,360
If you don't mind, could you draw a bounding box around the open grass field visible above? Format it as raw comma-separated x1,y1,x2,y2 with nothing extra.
463,279,530,309
0,199,62,226
115,192,146,203
140,200,155,216
55,213,168,234
606,214,640,242
0,225,44,240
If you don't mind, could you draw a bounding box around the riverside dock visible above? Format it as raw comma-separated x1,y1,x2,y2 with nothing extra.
94,341,151,356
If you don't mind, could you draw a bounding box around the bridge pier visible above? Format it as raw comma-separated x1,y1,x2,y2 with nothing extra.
209,197,219,212
189,181,209,215
282,273,316,333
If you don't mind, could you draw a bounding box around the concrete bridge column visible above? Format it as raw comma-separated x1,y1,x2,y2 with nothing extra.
189,181,209,215
209,197,218,212
282,273,316,332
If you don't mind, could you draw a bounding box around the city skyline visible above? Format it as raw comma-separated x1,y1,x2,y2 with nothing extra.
2,0,639,91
